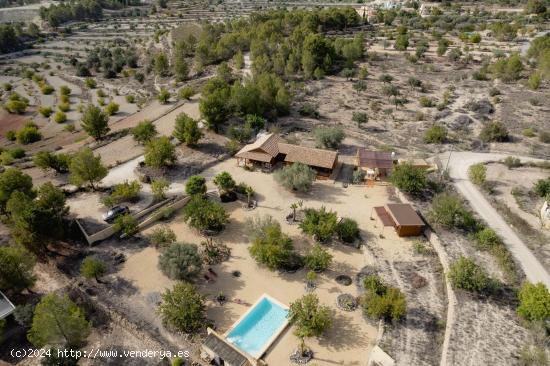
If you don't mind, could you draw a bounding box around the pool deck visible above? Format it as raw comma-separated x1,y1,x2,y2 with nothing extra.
224,294,290,360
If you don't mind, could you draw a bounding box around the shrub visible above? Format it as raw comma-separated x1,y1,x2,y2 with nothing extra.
528,73,541,90
13,304,34,328
53,111,67,123
473,227,501,250
424,124,447,143
81,104,110,140
352,111,368,127
40,84,54,95
468,163,486,185
157,88,170,104
539,131,550,144
304,244,332,272
249,220,295,270
419,96,435,107
390,163,427,196
178,86,195,100
132,120,157,144
533,178,550,197
5,131,16,141
352,169,365,184
362,275,406,322
173,113,202,146
479,121,509,142
16,124,42,144
114,214,138,236
185,175,207,196
517,282,550,322
430,193,477,230
59,85,71,96
104,101,119,116
58,102,70,112
298,103,319,118
125,95,135,103
85,78,96,88
158,242,202,281
33,151,71,173
0,152,13,165
80,257,106,280
314,127,345,149
274,162,316,192
38,106,53,117
502,156,522,169
448,256,496,293
158,282,206,333
182,196,229,233
213,171,235,193
300,206,338,243
151,178,169,201
144,136,176,168
108,180,141,205
4,93,28,114
335,218,360,243
148,226,176,249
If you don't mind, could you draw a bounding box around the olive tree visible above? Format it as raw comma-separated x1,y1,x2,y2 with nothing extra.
274,163,316,192
158,282,206,333
288,293,332,356
158,242,203,281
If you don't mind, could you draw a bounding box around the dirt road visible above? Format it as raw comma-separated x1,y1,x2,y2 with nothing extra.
440,151,550,287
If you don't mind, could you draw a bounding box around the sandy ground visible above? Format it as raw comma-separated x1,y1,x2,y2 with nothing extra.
118,157,431,365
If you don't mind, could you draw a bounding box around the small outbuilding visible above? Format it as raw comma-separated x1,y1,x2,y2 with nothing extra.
373,204,425,237
355,149,395,179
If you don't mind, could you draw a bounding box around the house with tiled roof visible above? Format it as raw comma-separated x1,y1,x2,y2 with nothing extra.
234,133,338,177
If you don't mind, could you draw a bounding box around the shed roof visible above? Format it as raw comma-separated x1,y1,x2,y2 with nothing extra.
356,149,393,169
279,143,338,169
374,206,395,227
0,291,15,320
386,204,425,227
203,332,251,366
235,133,281,162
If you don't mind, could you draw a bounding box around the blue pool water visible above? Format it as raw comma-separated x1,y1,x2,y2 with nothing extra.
226,297,289,358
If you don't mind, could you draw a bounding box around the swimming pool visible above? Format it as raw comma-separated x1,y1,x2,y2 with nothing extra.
225,294,289,359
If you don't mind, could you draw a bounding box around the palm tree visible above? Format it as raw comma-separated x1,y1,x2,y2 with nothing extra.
291,203,298,221
245,186,254,208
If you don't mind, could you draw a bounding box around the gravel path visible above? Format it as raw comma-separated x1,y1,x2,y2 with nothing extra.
440,151,550,287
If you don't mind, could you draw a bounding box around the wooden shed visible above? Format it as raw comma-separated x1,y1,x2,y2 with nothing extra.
386,204,425,237
374,204,425,237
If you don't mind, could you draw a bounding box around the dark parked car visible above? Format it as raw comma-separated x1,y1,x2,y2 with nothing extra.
102,205,129,222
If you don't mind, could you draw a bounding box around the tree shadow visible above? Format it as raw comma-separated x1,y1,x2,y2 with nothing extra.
317,311,369,351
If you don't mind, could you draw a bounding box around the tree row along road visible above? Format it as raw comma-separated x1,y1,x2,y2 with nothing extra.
440,151,550,287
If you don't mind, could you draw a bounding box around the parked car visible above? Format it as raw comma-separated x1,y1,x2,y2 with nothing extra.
102,205,129,222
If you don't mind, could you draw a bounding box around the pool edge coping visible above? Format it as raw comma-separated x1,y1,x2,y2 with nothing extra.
224,293,290,360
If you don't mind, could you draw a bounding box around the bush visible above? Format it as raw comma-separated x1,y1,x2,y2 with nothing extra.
158,282,206,333
40,84,54,95
114,214,138,236
59,85,71,96
424,124,447,143
522,128,536,137
335,218,360,243
178,86,195,100
274,162,316,192
352,169,365,184
132,120,157,144
5,130,16,141
479,121,509,142
85,78,96,89
158,242,202,281
126,95,135,103
107,180,141,205
314,127,345,149
33,151,71,173
182,196,229,233
53,111,67,123
157,88,170,104
473,227,501,250
249,220,295,270
300,206,338,243
362,275,406,322
80,256,106,280
151,178,169,201
533,178,550,197
38,106,53,117
304,244,332,272
173,113,203,146
144,136,176,168
419,96,435,107
390,163,427,196
104,101,119,116
185,175,207,196
58,102,70,112
13,304,34,328
430,193,477,231
502,156,522,169
539,131,550,144
468,163,486,185
16,124,42,144
448,256,496,293
528,73,541,90
148,226,176,249
517,282,550,322
352,111,368,127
